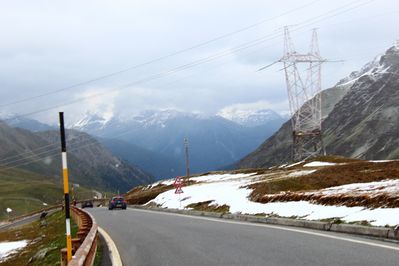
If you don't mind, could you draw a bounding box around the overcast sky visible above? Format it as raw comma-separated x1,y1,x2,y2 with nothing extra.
0,0,398,124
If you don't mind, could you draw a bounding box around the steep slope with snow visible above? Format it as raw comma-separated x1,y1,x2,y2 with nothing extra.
237,44,399,168
217,108,284,127
127,158,399,226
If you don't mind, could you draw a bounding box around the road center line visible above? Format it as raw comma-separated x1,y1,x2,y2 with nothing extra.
129,208,399,251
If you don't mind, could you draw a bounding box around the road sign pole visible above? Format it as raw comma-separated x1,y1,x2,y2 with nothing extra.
59,112,72,262
174,176,184,209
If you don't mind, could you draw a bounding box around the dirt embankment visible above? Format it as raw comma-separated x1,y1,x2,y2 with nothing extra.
125,184,173,205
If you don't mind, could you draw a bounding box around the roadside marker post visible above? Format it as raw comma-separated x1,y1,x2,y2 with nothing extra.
59,112,72,262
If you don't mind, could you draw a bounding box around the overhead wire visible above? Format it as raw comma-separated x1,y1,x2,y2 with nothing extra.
0,0,378,170
3,0,375,122
0,0,323,109
0,1,378,167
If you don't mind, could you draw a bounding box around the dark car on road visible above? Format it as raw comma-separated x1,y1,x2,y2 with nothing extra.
82,200,94,208
108,196,127,210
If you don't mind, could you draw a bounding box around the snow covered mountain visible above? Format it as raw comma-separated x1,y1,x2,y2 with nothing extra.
217,108,283,127
73,109,285,178
0,114,54,132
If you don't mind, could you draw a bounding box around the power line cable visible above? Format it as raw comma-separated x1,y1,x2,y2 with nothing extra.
0,0,377,168
5,0,375,122
0,39,280,165
0,0,322,108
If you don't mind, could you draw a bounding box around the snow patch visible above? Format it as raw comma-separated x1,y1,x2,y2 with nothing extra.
303,161,336,167
318,179,399,196
285,161,304,168
0,240,28,262
287,170,316,177
191,173,256,183
369,160,397,163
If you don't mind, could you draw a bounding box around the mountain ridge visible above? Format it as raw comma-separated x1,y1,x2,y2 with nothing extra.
237,44,399,168
0,121,153,192
72,109,285,178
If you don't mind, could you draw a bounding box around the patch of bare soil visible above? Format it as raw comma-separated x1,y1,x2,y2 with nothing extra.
186,200,230,213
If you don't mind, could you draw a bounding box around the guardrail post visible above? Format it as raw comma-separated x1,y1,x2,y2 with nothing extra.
60,248,68,266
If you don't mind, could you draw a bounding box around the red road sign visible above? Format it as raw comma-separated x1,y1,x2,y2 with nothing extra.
174,176,184,194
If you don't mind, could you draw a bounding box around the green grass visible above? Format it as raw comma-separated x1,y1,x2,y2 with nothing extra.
0,210,78,266
0,167,97,221
93,236,103,266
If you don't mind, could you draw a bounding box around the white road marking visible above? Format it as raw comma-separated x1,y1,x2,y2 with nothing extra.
130,208,399,252
98,226,123,266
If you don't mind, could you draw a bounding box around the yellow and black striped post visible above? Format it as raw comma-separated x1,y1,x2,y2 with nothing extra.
59,112,72,262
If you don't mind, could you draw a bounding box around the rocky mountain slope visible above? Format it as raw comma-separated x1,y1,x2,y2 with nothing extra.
0,121,153,192
237,44,399,168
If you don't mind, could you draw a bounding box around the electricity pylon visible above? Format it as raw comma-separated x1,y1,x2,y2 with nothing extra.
281,26,325,161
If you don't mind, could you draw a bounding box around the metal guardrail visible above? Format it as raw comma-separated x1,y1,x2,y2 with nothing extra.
61,206,98,266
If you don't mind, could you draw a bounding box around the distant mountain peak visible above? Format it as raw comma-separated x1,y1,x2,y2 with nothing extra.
217,108,282,127
73,112,113,131
0,113,54,132
335,44,399,89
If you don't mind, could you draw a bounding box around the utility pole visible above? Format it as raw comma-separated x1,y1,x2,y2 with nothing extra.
59,112,72,262
184,138,190,181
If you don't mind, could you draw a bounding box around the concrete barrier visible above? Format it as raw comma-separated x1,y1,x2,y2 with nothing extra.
130,205,399,241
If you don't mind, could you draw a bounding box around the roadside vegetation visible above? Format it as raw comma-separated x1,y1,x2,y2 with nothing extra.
0,167,97,221
0,211,78,265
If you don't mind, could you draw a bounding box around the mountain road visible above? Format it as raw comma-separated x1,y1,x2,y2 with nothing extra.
88,207,399,266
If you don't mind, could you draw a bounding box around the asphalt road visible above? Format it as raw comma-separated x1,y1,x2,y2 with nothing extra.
0,209,58,232
88,207,399,266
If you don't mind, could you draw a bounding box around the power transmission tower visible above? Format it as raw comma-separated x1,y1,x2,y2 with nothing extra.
281,26,325,161
184,138,190,180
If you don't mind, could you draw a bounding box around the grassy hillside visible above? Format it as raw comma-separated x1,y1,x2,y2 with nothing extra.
0,167,95,221
0,122,153,193
0,211,78,265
